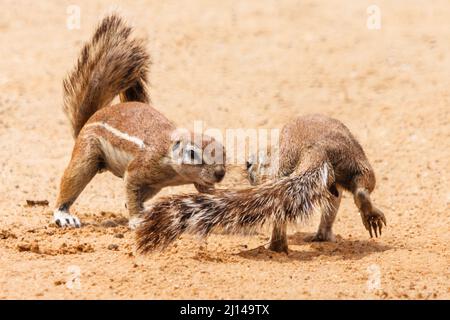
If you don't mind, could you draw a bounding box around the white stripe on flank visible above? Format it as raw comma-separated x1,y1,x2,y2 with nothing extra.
86,122,146,149
321,163,329,186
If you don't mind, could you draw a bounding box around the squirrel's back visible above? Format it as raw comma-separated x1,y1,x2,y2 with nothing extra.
278,114,373,188
62,14,150,138
85,101,175,153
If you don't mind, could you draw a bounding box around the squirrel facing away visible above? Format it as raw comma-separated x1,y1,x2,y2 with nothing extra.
136,114,386,253
54,14,226,229
245,114,386,252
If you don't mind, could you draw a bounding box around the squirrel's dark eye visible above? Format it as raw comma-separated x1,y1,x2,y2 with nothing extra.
172,140,181,152
246,161,252,170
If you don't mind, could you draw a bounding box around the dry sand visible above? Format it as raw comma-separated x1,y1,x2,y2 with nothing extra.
0,0,449,299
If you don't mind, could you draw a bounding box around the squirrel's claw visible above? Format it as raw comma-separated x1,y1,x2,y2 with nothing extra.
53,210,81,228
362,207,386,238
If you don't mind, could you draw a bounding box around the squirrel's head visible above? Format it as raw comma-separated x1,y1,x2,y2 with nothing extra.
245,150,275,186
169,132,226,187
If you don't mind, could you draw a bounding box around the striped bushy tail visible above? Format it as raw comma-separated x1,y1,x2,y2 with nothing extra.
63,13,150,138
136,162,334,253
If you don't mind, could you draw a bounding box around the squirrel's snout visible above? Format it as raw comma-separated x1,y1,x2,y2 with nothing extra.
214,167,226,182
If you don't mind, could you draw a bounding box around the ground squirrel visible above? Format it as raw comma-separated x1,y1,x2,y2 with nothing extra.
136,114,386,253
245,114,386,252
53,14,226,229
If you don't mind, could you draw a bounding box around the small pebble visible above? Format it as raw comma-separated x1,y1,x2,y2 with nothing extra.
107,244,119,251
102,220,118,228
54,280,64,286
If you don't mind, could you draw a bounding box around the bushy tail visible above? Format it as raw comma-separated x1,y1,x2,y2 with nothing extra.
136,162,334,253
63,14,150,138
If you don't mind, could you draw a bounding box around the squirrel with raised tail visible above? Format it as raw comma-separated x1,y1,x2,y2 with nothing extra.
136,114,386,253
53,14,226,229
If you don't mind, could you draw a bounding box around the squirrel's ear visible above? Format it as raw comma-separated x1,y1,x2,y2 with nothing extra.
170,140,183,164
172,140,181,152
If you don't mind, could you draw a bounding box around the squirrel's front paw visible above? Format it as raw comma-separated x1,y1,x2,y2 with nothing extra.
361,207,386,238
53,210,81,228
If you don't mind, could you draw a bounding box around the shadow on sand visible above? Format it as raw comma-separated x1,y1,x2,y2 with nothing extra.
237,231,393,262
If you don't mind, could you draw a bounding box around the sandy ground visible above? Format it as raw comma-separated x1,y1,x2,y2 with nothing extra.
0,0,449,299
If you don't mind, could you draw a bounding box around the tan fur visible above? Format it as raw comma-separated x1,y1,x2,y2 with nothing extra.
63,14,150,138
246,114,386,252
136,114,386,253
54,14,226,228
136,161,333,252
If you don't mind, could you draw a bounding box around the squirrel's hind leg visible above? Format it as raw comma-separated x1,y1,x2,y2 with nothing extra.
54,137,102,228
266,221,288,253
306,184,342,242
